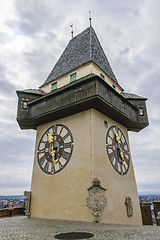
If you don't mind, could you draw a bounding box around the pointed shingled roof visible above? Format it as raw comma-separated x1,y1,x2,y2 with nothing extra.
43,26,118,86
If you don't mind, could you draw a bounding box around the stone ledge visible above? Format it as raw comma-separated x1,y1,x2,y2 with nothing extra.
0,207,25,217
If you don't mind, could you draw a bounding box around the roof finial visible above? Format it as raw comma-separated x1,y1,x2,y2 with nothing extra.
70,24,73,39
89,11,92,27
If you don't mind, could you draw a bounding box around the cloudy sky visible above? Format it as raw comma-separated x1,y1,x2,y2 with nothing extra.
0,0,160,195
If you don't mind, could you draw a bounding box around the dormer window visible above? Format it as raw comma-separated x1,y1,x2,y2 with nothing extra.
100,73,105,80
70,72,76,83
51,82,57,91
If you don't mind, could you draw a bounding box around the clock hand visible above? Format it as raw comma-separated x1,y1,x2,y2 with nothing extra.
48,134,59,163
48,133,53,143
115,134,125,164
51,145,59,164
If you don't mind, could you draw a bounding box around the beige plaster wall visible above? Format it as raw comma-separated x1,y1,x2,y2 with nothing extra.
40,62,123,94
30,109,142,225
90,63,122,93
91,109,142,225
31,110,93,222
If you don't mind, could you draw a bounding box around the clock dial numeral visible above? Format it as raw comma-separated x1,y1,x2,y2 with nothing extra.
59,126,64,136
62,151,70,161
63,132,69,141
53,126,57,135
114,160,118,171
111,127,115,136
109,152,115,162
64,142,72,148
39,156,45,166
123,140,127,146
124,150,129,155
37,124,74,175
106,125,130,176
58,160,63,168
39,140,46,144
44,161,49,172
51,162,55,173
38,148,45,155
107,144,112,150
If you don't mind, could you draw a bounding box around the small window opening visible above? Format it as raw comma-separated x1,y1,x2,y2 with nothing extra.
70,72,76,83
100,73,105,80
104,120,108,128
51,82,57,91
139,108,144,116
22,101,28,109
112,84,116,90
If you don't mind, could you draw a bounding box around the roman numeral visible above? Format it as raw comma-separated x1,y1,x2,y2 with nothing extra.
109,152,114,161
124,150,129,155
59,127,64,136
109,135,113,140
39,156,45,166
64,142,72,148
107,144,112,149
119,163,123,173
111,127,115,136
115,160,118,170
62,151,69,160
51,162,55,173
58,160,63,169
38,147,45,154
125,158,129,165
44,161,49,172
63,132,69,141
123,141,127,146
53,126,57,134
115,127,119,134
123,164,127,172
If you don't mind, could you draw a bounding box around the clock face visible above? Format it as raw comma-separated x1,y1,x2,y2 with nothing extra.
37,124,74,175
106,125,130,176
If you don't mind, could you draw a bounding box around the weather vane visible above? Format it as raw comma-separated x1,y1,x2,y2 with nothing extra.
70,24,73,39
89,11,92,27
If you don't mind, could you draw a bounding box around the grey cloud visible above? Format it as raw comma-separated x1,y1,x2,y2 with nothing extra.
0,65,17,95
23,47,57,84
10,0,68,36
0,137,35,163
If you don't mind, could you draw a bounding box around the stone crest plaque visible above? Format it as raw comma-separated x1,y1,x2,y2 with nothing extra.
86,178,107,222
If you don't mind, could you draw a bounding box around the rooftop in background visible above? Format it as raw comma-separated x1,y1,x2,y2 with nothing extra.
121,92,148,100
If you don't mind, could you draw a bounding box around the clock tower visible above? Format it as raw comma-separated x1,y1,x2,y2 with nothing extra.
16,26,148,225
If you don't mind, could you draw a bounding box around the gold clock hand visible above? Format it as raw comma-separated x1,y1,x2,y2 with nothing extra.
115,134,125,164
53,158,59,164
48,134,59,162
50,143,59,163
48,133,53,143
115,133,121,144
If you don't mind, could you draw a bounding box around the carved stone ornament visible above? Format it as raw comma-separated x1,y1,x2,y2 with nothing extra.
24,191,31,216
86,178,107,222
124,196,133,217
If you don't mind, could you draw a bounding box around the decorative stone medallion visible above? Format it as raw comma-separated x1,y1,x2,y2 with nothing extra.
86,178,107,222
124,196,133,217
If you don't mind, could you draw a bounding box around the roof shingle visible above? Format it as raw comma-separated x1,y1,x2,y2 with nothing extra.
43,26,118,86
